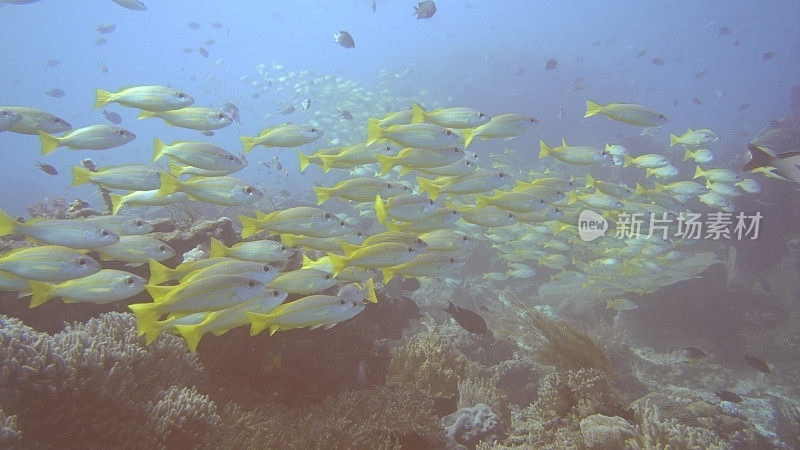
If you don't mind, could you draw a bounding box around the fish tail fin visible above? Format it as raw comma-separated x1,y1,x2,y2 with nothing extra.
167,160,186,177
128,302,161,338
109,193,124,215
410,103,427,123
298,151,311,172
137,110,157,120
683,148,694,161
26,280,54,308
365,278,378,303
654,182,667,192
366,118,383,144
644,168,654,178
669,134,679,147
741,143,774,172
94,89,113,109
70,165,92,187
246,312,269,336
238,215,260,239
0,208,18,235
148,259,176,285
174,324,204,353
327,252,347,277
634,183,647,196
538,140,552,159
584,100,602,118
313,186,330,205
623,154,634,167
318,155,336,172
416,177,440,201
375,154,395,176
693,166,704,179
157,171,180,197
585,173,596,188
374,194,388,224
475,194,488,208
209,237,228,258
280,234,298,248
381,266,396,283
38,130,61,155
566,191,579,205
153,137,166,162
240,135,258,153
462,128,476,148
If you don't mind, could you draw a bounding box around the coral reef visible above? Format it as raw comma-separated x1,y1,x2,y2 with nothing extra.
443,403,506,449
579,414,635,449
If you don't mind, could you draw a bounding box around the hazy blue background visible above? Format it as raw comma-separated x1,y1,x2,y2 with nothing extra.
0,0,798,215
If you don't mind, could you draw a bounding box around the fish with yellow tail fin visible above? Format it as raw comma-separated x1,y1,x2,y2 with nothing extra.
644,165,679,179
94,85,193,111
27,269,145,308
4,106,71,135
693,166,742,184
476,190,548,213
240,124,323,153
381,253,460,283
314,177,410,204
298,147,344,172
539,139,611,165
281,233,363,253
376,145,463,176
39,125,135,155
71,164,161,191
457,205,518,227
367,118,461,149
265,268,336,295
383,207,461,233
417,169,511,200
109,189,189,215
410,103,490,129
318,142,395,172
174,290,289,352
138,107,232,131
95,235,174,266
83,215,152,236
156,172,262,206
247,280,376,336
147,257,233,285
585,174,633,199
327,242,423,277
238,207,338,239
683,148,714,163
669,128,718,147
209,237,293,263
0,246,101,282
462,113,538,147
153,138,245,172
378,109,412,126
584,100,668,127
374,194,437,224
0,208,119,249
181,260,280,285
623,153,669,168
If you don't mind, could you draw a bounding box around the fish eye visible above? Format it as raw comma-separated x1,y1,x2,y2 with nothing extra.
135,220,144,226
272,290,280,296
416,238,424,245
339,299,345,305
227,155,235,160
244,186,254,194
449,257,455,263
77,257,87,266
101,229,110,236
461,236,468,241
279,245,287,251
429,199,434,205
508,213,514,218
176,92,186,99
478,112,486,118
323,212,331,219
386,182,393,189
451,209,458,215
407,246,413,252
125,276,136,286
451,147,459,153
355,231,363,237
445,130,454,136
339,220,346,227
310,128,317,133
217,113,225,119
323,273,332,280
246,280,256,287
498,172,505,177
117,129,126,135
157,244,166,252
465,161,472,166
54,118,63,124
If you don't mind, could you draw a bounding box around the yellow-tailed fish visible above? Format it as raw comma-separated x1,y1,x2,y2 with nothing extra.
314,177,410,204
281,233,363,253
376,146,463,176
153,138,245,172
157,172,262,206
522,176,575,192
367,119,461,150
359,231,428,252
476,190,548,213
39,125,135,155
410,103,489,129
654,180,709,197
623,153,669,168
462,113,538,147
298,146,346,172
181,259,280,285
374,193,437,224
417,169,511,200
0,246,100,281
539,140,612,165
538,253,569,269
247,280,376,335
209,237,293,263
419,230,470,252
458,205,517,227
72,164,161,190
693,166,742,184
697,191,732,210
567,192,625,210
0,209,118,248
175,290,289,352
239,207,337,239
241,124,324,153
669,128,718,147
318,141,396,172
384,207,461,233
683,148,714,163
0,108,23,131
634,184,686,210
415,158,478,177
266,268,336,294
645,165,679,179
382,253,460,282
138,107,232,130
147,257,233,285
735,178,762,194
95,235,174,265
27,269,145,308
584,100,668,127
95,85,193,111
585,174,633,199
109,190,189,214
378,109,412,126
328,242,422,276
3,106,71,135
168,160,243,177
705,182,742,197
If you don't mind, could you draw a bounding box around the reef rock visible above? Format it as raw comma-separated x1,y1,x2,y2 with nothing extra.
442,403,505,449
579,414,635,449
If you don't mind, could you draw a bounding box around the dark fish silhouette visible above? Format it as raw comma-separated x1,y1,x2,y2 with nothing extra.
46,88,65,98
188,21,200,30
338,108,353,120
414,0,436,19
763,52,775,60
651,57,664,65
744,354,771,373
102,109,121,124
443,301,487,334
334,31,355,48
35,162,58,176
96,23,117,34
199,47,209,58
718,26,731,37
715,390,742,403
544,58,559,71
400,277,420,291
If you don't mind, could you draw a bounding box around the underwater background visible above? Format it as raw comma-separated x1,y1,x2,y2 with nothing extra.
1,0,799,448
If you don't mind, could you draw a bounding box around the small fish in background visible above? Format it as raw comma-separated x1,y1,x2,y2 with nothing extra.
222,102,240,123
182,47,194,53
338,108,353,120
96,23,116,34
205,38,215,46
45,88,65,98
371,0,376,12
680,346,707,363
200,130,214,136
651,57,664,66
715,390,742,403
718,26,731,37
102,109,121,124
606,298,639,311
738,103,750,111
744,354,771,373
762,51,775,60
97,62,109,73
635,49,647,58
94,37,107,46
301,96,311,111
334,30,355,48
199,47,209,58
691,97,702,106
35,162,58,175
414,0,436,19
279,104,295,115
45,59,59,68
442,300,488,334
188,21,201,29
544,57,559,71
211,21,223,29
694,69,707,79
110,0,147,11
